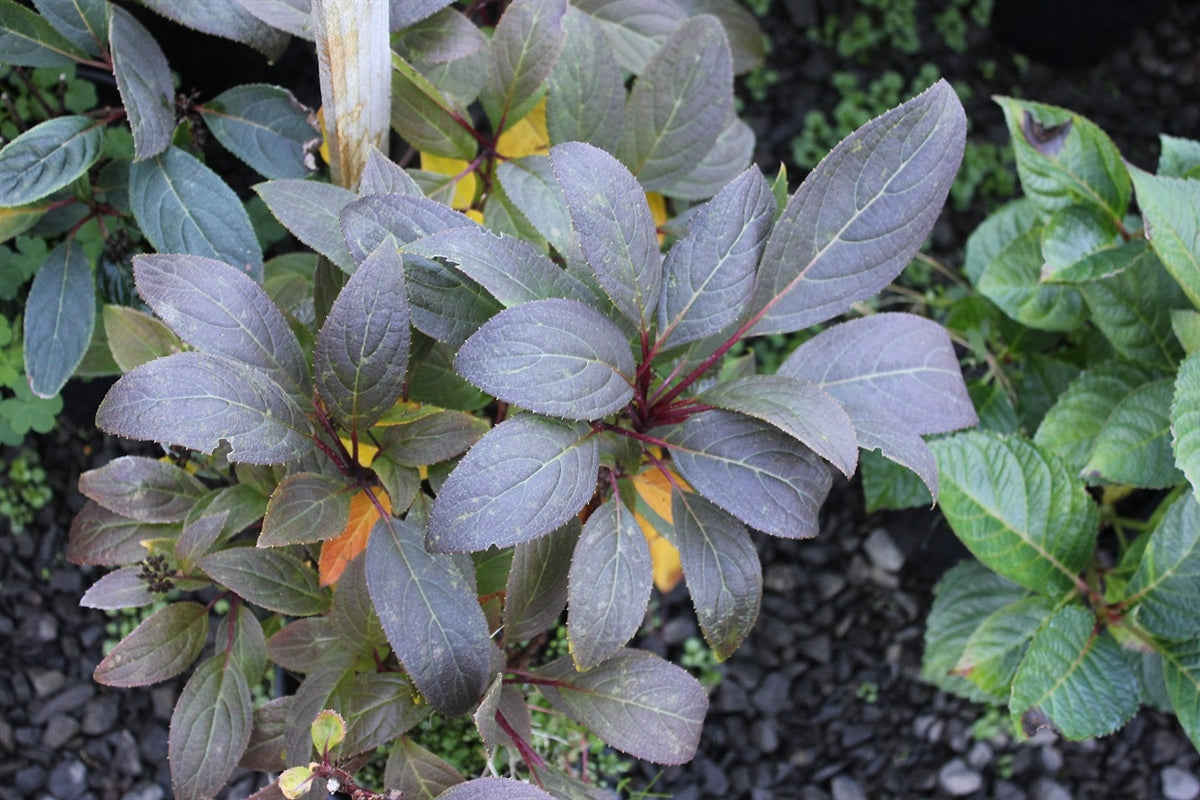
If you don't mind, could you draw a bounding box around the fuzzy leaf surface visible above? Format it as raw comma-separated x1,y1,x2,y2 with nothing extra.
748,80,965,334
109,4,174,160
667,112,755,202
504,519,579,642
80,566,157,610
0,0,85,66
658,167,773,349
1130,166,1200,308
67,501,176,566
259,472,352,547
1173,351,1200,497
384,737,463,800
1010,605,1139,739
545,7,624,152
435,779,556,800
102,305,182,372
199,84,318,179
366,514,492,716
954,595,1056,697
79,455,207,523
340,191,474,263
479,0,566,128
698,375,857,477
93,601,208,687
373,409,488,467
168,654,253,800
199,547,330,616
455,298,634,420
670,490,760,660
130,147,262,279
24,238,94,397
1162,640,1200,752
978,226,1087,331
360,146,422,196
31,0,107,54
134,254,308,395
0,115,104,206
495,156,573,254
617,14,731,192
1079,377,1179,488
573,0,685,74
138,0,287,58
997,97,1130,221
255,179,358,271
923,560,1029,703
536,650,707,765
551,142,661,328
1128,493,1200,639
315,242,410,430
96,351,313,465
390,53,477,160
567,497,652,670
404,253,504,347
932,431,1097,595
427,415,600,552
666,409,832,539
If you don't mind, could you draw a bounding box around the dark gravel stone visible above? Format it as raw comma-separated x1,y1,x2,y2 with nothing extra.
46,756,88,800
80,694,119,736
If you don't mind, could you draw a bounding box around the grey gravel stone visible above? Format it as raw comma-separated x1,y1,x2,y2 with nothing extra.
966,740,993,770
1031,776,1072,800
937,757,983,796
120,783,166,800
830,774,867,800
46,757,88,800
81,695,120,735
863,528,905,572
1163,766,1200,800
750,672,791,716
42,713,80,749
28,669,66,698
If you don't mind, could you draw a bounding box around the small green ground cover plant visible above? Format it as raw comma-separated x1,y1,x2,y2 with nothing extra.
3,1,973,799
916,96,1200,750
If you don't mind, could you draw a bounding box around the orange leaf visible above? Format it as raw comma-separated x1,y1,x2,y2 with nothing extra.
630,465,690,593
319,486,391,586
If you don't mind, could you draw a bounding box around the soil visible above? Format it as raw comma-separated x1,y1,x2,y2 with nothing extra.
3,2,1200,799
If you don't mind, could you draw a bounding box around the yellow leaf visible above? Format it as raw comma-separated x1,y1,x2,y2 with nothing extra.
495,97,549,159
320,486,390,586
340,436,378,467
419,152,477,210
646,191,668,245
316,107,330,165
630,465,691,593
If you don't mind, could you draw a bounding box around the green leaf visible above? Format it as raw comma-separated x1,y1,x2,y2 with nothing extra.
427,415,600,552
373,408,488,467
697,375,857,477
403,226,594,307
329,554,389,660
407,336,490,411
479,0,566,128
617,14,732,194
255,179,358,272
1129,166,1200,309
551,141,661,328
1034,361,1161,476
658,167,773,350
495,156,573,256
545,7,624,152
133,253,309,395
978,226,1087,331
259,472,353,547
435,779,556,800
315,241,410,430
1077,242,1187,369
199,547,330,616
366,514,493,716
1079,377,1180,488
455,298,634,421
923,560,1033,703
109,4,175,160
1010,605,1139,739
168,654,254,800
137,0,287,59
535,649,707,765
1040,205,1122,277
567,496,652,670
30,0,108,56
1161,639,1200,752
667,409,832,539
0,0,86,66
219,605,267,689
1128,492,1200,639
1173,351,1200,496
96,351,314,465
130,147,263,280
342,672,425,755
931,431,1097,595
93,601,208,687
199,84,319,179
404,253,504,347
0,115,104,206
504,519,579,642
670,491,760,660
996,97,1130,221
67,501,176,566
954,595,1056,697
174,511,230,572
1159,134,1200,179
383,737,464,800
102,304,182,372
79,455,207,523
962,197,1041,285
23,237,94,397
748,80,965,335
390,52,477,160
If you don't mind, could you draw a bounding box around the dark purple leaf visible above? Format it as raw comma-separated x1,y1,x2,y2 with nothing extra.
259,472,353,547
168,653,254,800
93,601,208,687
198,547,331,616
79,455,207,523
504,519,579,642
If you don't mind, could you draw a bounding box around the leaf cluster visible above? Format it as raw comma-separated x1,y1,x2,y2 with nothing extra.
920,96,1200,750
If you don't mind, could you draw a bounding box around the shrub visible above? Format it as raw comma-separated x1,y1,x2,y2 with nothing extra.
920,96,1200,751
3,1,973,798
